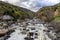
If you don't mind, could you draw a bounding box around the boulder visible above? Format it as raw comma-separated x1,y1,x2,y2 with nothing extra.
0,29,8,37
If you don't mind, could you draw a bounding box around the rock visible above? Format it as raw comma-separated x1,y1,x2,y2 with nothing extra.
4,35,10,40
35,33,38,36
29,37,34,40
0,29,8,37
0,37,5,40
48,21,60,32
6,29,15,35
24,37,29,40
29,32,34,36
24,37,34,40
56,32,60,38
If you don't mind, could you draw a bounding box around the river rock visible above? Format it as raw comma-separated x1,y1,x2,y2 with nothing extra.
0,29,8,37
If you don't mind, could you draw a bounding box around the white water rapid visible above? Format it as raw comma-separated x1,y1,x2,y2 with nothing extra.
7,19,56,40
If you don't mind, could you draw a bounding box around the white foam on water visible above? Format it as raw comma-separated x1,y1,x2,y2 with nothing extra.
7,19,55,40
7,29,27,40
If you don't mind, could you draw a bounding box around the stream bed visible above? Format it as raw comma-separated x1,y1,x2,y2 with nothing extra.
0,19,57,40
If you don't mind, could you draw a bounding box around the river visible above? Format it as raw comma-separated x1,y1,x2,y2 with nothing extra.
6,18,56,40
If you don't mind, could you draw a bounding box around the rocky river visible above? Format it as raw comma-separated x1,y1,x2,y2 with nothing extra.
0,18,57,40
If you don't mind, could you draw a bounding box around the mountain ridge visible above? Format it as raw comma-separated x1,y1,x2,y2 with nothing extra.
0,1,35,20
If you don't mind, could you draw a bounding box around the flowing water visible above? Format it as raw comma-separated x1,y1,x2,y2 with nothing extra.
6,19,56,40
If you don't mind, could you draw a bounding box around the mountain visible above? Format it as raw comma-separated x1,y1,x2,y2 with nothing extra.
37,3,60,22
37,3,60,32
0,1,35,20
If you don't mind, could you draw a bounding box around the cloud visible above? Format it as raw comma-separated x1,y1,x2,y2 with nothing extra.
2,0,19,3
1,0,60,12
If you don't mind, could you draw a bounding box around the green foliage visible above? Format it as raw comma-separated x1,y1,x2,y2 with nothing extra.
54,16,60,22
53,15,60,22
0,1,35,20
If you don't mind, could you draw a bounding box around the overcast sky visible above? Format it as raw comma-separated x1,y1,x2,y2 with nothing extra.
1,0,60,12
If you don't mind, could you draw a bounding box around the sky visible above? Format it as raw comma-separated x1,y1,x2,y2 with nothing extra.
1,0,60,12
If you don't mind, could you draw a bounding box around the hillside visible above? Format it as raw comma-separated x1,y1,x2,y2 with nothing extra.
0,1,35,20
37,3,60,32
37,3,60,22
